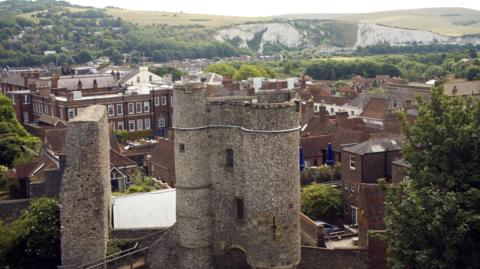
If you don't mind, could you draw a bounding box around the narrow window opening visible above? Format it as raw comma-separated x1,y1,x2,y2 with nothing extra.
179,144,185,153
226,148,234,168
236,198,244,220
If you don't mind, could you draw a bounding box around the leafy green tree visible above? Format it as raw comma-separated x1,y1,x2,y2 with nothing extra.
0,197,60,267
468,48,477,59
149,66,186,81
204,63,237,78
301,184,342,220
74,49,92,64
0,95,40,167
466,66,480,81
233,64,270,80
385,87,480,269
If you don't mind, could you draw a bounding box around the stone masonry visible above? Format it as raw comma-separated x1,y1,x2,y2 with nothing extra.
59,105,111,267
169,83,302,269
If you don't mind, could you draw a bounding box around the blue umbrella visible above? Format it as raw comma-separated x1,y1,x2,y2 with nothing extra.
299,147,305,171
326,143,334,166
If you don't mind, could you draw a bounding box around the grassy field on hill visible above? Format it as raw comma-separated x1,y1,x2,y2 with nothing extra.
105,8,268,28
281,8,480,36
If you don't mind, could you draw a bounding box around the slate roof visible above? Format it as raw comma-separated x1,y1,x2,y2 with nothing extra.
343,136,405,155
57,74,120,90
112,189,176,229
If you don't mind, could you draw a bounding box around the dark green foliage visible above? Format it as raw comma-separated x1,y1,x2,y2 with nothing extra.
0,197,60,267
149,66,186,81
385,88,480,269
0,1,242,67
305,60,401,80
466,66,480,81
301,184,343,220
0,95,39,167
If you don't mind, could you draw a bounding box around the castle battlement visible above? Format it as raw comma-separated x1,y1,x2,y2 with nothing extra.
170,83,302,269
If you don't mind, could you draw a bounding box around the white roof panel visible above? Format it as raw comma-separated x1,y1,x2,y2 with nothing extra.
112,189,176,229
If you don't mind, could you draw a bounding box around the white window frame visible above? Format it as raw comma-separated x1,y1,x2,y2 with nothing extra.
68,108,75,120
136,119,143,130
154,97,160,106
349,155,356,170
158,117,166,128
107,105,115,117
351,206,358,226
128,103,134,114
161,96,167,106
10,94,15,104
117,103,123,116
136,102,142,113
60,108,64,120
128,120,135,131
117,121,124,130
143,101,150,113
23,95,30,104
170,96,173,106
144,118,151,129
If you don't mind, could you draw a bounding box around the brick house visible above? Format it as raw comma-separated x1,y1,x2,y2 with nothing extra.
341,136,405,226
5,90,33,124
146,138,175,187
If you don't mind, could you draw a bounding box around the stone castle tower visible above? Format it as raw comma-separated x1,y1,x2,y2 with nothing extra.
173,83,301,269
59,105,111,268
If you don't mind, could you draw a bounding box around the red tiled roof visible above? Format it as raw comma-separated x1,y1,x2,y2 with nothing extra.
302,116,336,136
360,98,388,119
43,128,67,154
148,139,175,178
331,127,368,152
110,150,137,168
300,135,332,159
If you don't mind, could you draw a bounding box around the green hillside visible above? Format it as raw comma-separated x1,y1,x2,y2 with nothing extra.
105,8,268,28
280,8,480,36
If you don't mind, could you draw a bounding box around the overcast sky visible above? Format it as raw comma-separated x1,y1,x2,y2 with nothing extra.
67,0,480,16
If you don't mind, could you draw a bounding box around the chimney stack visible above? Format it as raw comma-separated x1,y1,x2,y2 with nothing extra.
335,111,349,127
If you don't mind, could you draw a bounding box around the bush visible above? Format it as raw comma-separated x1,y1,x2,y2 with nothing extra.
301,184,343,220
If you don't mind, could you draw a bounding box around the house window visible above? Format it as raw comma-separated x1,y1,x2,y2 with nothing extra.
179,144,185,153
154,97,160,106
10,94,15,104
144,101,150,113
118,121,124,130
158,117,166,127
136,119,143,130
107,105,114,117
43,103,48,114
349,155,356,170
236,198,244,220
330,107,334,113
23,112,29,123
144,118,151,129
117,104,123,115
23,95,30,104
351,184,355,193
68,108,75,120
128,120,135,131
161,96,167,105
351,206,358,226
226,148,234,168
136,102,142,113
128,103,134,114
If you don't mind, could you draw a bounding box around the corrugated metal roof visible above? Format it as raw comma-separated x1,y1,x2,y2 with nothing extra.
112,189,176,229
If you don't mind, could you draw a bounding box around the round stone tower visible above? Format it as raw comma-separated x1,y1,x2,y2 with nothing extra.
243,100,302,269
173,83,213,269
